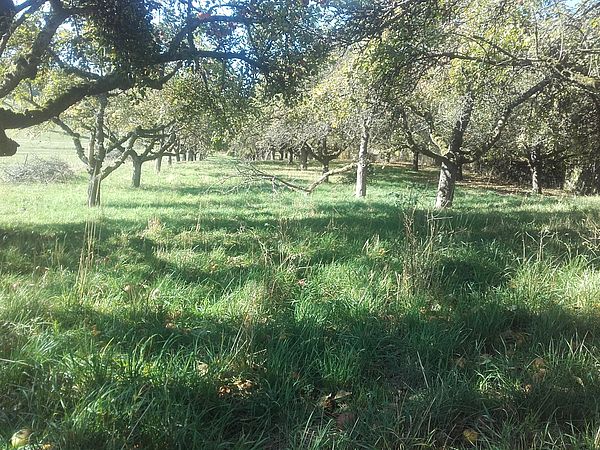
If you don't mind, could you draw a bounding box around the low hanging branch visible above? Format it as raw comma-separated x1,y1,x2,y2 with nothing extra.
236,162,357,194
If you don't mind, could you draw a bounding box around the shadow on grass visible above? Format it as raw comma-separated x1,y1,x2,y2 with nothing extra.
3,283,600,449
2,163,600,447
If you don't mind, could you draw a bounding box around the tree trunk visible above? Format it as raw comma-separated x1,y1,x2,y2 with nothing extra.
456,160,464,181
528,145,542,194
322,161,330,183
279,149,284,160
435,160,458,209
187,149,194,161
168,155,172,166
288,150,294,165
300,145,308,170
155,156,163,173
132,158,142,188
412,151,419,171
88,173,101,207
355,120,370,198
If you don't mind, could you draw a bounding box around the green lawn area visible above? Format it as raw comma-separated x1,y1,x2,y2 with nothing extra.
1,150,600,449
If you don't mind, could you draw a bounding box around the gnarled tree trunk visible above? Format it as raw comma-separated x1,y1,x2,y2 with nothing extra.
412,151,419,171
435,159,458,209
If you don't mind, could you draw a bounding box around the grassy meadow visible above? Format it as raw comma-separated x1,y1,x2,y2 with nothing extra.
2,142,600,448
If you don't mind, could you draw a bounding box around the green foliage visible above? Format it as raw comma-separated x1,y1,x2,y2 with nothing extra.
71,0,159,73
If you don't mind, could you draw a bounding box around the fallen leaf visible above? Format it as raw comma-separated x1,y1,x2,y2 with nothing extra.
463,428,478,445
334,390,352,400
235,379,254,391
196,362,209,376
573,376,585,387
523,384,533,394
218,385,232,397
10,428,32,447
320,393,337,412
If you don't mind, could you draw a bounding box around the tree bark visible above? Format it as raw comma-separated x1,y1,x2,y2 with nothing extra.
322,161,330,183
412,151,419,171
288,149,294,165
435,159,458,209
300,145,308,170
456,160,464,181
528,145,542,194
355,119,370,198
187,148,195,161
155,155,163,173
0,128,18,156
88,173,101,207
132,158,142,188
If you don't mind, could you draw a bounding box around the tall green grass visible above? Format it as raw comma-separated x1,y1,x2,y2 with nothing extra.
1,153,600,449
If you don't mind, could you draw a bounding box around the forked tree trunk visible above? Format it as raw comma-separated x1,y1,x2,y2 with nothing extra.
355,120,370,198
412,151,419,171
88,173,101,207
132,158,142,188
435,160,458,209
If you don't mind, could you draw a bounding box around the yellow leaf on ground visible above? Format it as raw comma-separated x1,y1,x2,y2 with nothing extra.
10,428,31,447
463,428,478,444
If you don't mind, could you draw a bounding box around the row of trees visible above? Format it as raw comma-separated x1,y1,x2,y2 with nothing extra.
231,0,600,207
1,0,599,208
